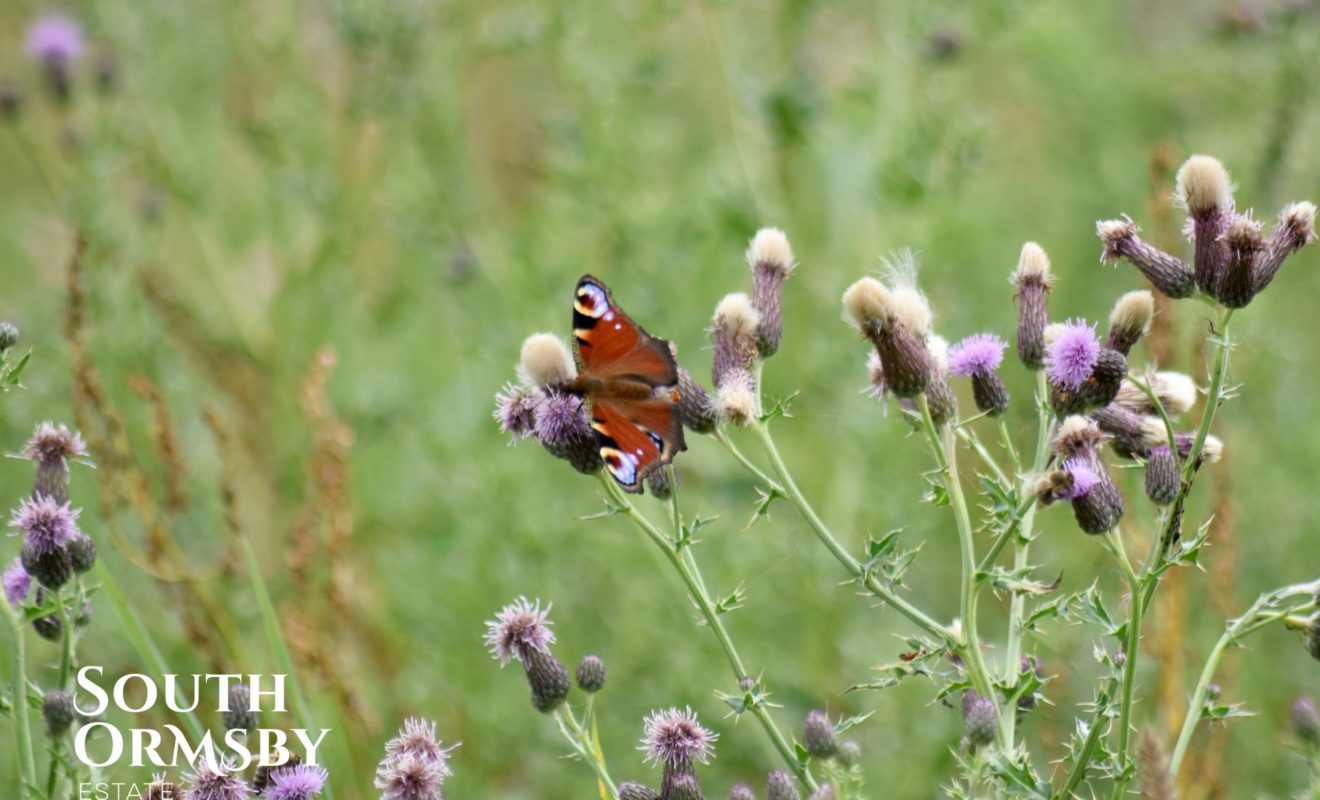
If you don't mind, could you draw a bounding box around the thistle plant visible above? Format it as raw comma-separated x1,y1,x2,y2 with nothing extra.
494,154,1320,797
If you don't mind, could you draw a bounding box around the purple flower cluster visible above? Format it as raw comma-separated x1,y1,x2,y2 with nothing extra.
3,558,31,607
374,718,457,800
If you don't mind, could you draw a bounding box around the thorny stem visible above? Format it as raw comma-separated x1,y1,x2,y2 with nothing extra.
1168,581,1320,779
914,396,1000,743
1,591,37,800
955,426,1011,488
598,474,818,791
556,703,619,799
1058,679,1118,797
1101,529,1142,799
47,585,78,797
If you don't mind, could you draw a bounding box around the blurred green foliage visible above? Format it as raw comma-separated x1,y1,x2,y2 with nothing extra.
2,0,1320,796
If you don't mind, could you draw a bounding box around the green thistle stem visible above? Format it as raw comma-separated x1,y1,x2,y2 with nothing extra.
1,594,37,799
556,704,619,799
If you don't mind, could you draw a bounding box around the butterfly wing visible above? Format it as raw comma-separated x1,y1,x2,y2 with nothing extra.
572,275,679,387
589,395,684,492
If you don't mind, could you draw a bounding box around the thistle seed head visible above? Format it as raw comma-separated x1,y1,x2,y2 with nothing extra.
517,333,575,388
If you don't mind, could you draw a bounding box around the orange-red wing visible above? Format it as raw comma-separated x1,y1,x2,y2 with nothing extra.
589,395,685,493
572,275,679,387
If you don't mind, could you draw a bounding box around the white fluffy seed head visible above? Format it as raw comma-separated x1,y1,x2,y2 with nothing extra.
1150,372,1198,414
1013,241,1052,284
518,333,576,388
1139,417,1172,448
881,250,933,337
1201,435,1224,463
1225,214,1264,248
1097,219,1137,244
1058,415,1094,441
717,386,757,426
842,277,892,328
746,228,795,274
1043,322,1067,348
927,335,950,373
1174,155,1234,214
1110,290,1155,336
713,293,761,340
1281,201,1318,243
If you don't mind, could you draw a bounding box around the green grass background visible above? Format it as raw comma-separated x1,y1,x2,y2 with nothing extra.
2,0,1320,796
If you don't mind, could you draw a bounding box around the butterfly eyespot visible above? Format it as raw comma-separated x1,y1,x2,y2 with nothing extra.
600,446,640,486
574,283,609,319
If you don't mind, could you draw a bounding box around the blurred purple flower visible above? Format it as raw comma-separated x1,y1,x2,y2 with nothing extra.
183,757,251,800
26,15,84,66
3,558,32,607
384,718,456,774
265,764,327,800
492,384,538,440
947,333,1007,377
21,421,87,466
484,597,555,667
375,754,446,800
10,495,80,555
1061,458,1099,499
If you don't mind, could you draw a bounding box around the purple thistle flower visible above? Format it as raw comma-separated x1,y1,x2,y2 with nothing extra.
1061,459,1099,499
183,758,251,800
384,718,456,774
26,15,84,66
533,391,589,445
484,597,555,666
1044,320,1100,390
374,754,447,800
265,764,328,800
639,707,718,768
3,558,32,608
947,334,1007,377
10,495,80,555
21,422,87,466
492,384,539,440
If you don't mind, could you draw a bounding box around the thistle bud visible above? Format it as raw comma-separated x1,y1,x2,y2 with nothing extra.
575,654,607,693
1175,155,1235,297
1063,458,1125,535
1254,201,1318,295
1016,655,1045,712
43,689,76,735
921,336,959,425
1096,218,1196,299
224,683,257,732
534,390,604,474
1219,214,1266,309
948,334,1009,416
1091,405,1162,459
518,333,576,388
646,468,673,499
0,85,21,122
0,321,18,350
21,423,88,505
802,710,838,759
1115,372,1197,416
666,773,704,800
676,368,718,434
729,785,756,800
842,263,934,398
1045,320,1101,415
619,783,661,800
767,771,800,800
712,293,761,390
747,227,795,357
1144,445,1181,506
1106,291,1154,356
716,368,759,427
961,691,997,748
68,533,96,573
1083,348,1128,409
32,611,62,641
1292,697,1320,746
146,775,180,800
1012,242,1053,370
837,740,861,767
524,648,571,712
21,540,72,591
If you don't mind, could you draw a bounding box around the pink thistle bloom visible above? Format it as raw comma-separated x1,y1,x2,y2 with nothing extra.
26,15,84,66
1044,319,1100,390
484,597,555,666
947,333,1007,377
1061,458,1099,500
639,706,718,768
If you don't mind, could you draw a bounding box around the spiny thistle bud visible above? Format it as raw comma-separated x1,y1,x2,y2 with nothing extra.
43,689,76,735
948,333,1009,416
518,332,576,388
492,383,539,440
1106,291,1154,356
1045,320,1101,415
619,783,661,800
728,784,756,800
716,368,758,427
843,257,935,399
1219,214,1266,309
1062,458,1125,535
1144,445,1181,506
808,786,835,800
32,605,62,641
1082,348,1128,409
1017,655,1045,711
1096,218,1196,299
224,683,258,732
1136,728,1175,800
534,389,604,474
1174,155,1235,298
524,648,571,712
676,368,719,434
183,757,251,800
21,540,72,591
666,773,704,800
960,691,997,748
576,654,607,693
68,533,96,573
647,468,674,499
1254,201,1318,295
146,774,180,800
1091,405,1163,459
802,710,838,759
747,227,796,357
3,558,32,608
766,771,800,800
836,740,862,767
712,293,762,390
1292,697,1320,746
1012,242,1053,370
0,321,18,350
1115,372,1197,416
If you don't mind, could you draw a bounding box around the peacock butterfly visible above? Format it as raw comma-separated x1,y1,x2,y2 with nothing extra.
568,275,686,492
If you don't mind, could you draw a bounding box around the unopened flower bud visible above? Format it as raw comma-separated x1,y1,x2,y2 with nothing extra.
0,321,18,350
1012,242,1053,370
1097,218,1196,299
0,85,21,122
767,771,800,800
676,368,718,434
961,691,997,747
1292,697,1320,746
21,540,72,591
524,648,571,712
619,783,661,800
575,654,606,693
747,228,795,357
43,689,76,735
68,533,96,573
1175,156,1235,297
1017,655,1045,712
224,684,257,732
712,293,761,389
1106,291,1154,356
837,740,861,767
729,785,756,800
1144,445,1180,506
32,610,62,641
666,773,704,800
1083,348,1128,409
1254,201,1318,295
1219,214,1266,309
802,710,838,759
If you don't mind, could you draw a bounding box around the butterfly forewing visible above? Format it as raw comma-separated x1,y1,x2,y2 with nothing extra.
573,276,679,386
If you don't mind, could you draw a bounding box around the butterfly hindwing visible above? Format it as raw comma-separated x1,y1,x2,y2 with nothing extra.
588,395,684,492
573,275,679,387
